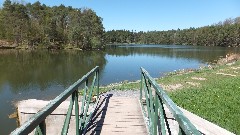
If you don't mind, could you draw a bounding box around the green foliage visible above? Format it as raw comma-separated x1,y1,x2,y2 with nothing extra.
90,36,101,48
104,30,135,44
0,0,104,50
104,17,240,47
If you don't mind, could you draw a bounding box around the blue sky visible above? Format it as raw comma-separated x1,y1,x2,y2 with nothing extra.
0,0,239,31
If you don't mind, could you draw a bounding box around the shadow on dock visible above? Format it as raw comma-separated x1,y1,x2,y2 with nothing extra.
85,94,113,135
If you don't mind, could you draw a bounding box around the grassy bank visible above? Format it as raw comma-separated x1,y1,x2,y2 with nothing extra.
99,60,240,134
158,61,240,134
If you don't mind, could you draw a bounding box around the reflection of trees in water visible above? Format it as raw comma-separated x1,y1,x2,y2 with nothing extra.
0,50,106,93
106,45,240,63
1,46,240,93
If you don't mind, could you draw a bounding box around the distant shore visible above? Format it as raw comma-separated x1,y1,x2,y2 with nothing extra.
0,44,104,51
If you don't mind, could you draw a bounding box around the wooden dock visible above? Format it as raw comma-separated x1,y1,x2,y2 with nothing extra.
85,94,148,135
17,95,235,135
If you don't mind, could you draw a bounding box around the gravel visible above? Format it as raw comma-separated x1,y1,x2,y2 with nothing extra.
100,89,140,98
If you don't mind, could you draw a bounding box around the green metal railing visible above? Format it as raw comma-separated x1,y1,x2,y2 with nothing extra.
140,67,201,135
11,66,100,135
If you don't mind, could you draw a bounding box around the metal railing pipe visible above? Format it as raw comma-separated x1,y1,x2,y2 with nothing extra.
11,66,99,135
140,67,201,135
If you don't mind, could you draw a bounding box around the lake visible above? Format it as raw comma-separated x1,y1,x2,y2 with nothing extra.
1,44,239,134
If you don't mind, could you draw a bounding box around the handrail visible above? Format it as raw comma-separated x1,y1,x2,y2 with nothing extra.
11,66,100,135
140,67,201,135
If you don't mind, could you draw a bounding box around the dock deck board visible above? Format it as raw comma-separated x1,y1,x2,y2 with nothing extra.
86,95,148,135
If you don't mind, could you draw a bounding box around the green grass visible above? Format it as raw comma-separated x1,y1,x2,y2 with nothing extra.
168,76,240,134
98,61,240,134
157,61,240,134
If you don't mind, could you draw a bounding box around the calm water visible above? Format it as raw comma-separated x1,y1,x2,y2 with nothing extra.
1,44,239,134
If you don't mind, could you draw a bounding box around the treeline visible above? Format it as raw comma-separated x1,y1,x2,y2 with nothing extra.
0,0,104,49
1,0,239,49
104,17,240,47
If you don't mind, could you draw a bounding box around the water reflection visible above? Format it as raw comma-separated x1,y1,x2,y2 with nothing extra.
0,50,107,134
1,45,240,134
108,45,239,63
0,50,107,94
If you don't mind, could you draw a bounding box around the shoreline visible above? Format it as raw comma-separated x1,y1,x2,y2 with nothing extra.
0,42,105,51
1,43,240,50
100,54,240,91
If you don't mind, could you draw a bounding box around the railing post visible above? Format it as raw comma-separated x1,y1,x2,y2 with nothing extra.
153,94,158,135
61,92,75,135
147,81,155,134
75,90,79,135
79,79,88,134
83,75,97,127
143,78,152,131
96,70,99,98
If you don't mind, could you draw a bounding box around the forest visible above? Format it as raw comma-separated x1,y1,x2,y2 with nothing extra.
104,17,240,47
0,0,239,49
0,0,105,50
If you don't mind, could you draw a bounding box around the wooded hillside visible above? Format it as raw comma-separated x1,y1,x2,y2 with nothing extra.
104,17,240,47
0,0,105,49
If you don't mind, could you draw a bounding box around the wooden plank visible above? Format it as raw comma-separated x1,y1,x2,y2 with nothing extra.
86,97,148,135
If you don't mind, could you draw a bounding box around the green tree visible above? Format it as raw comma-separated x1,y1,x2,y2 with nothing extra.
0,1,105,49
